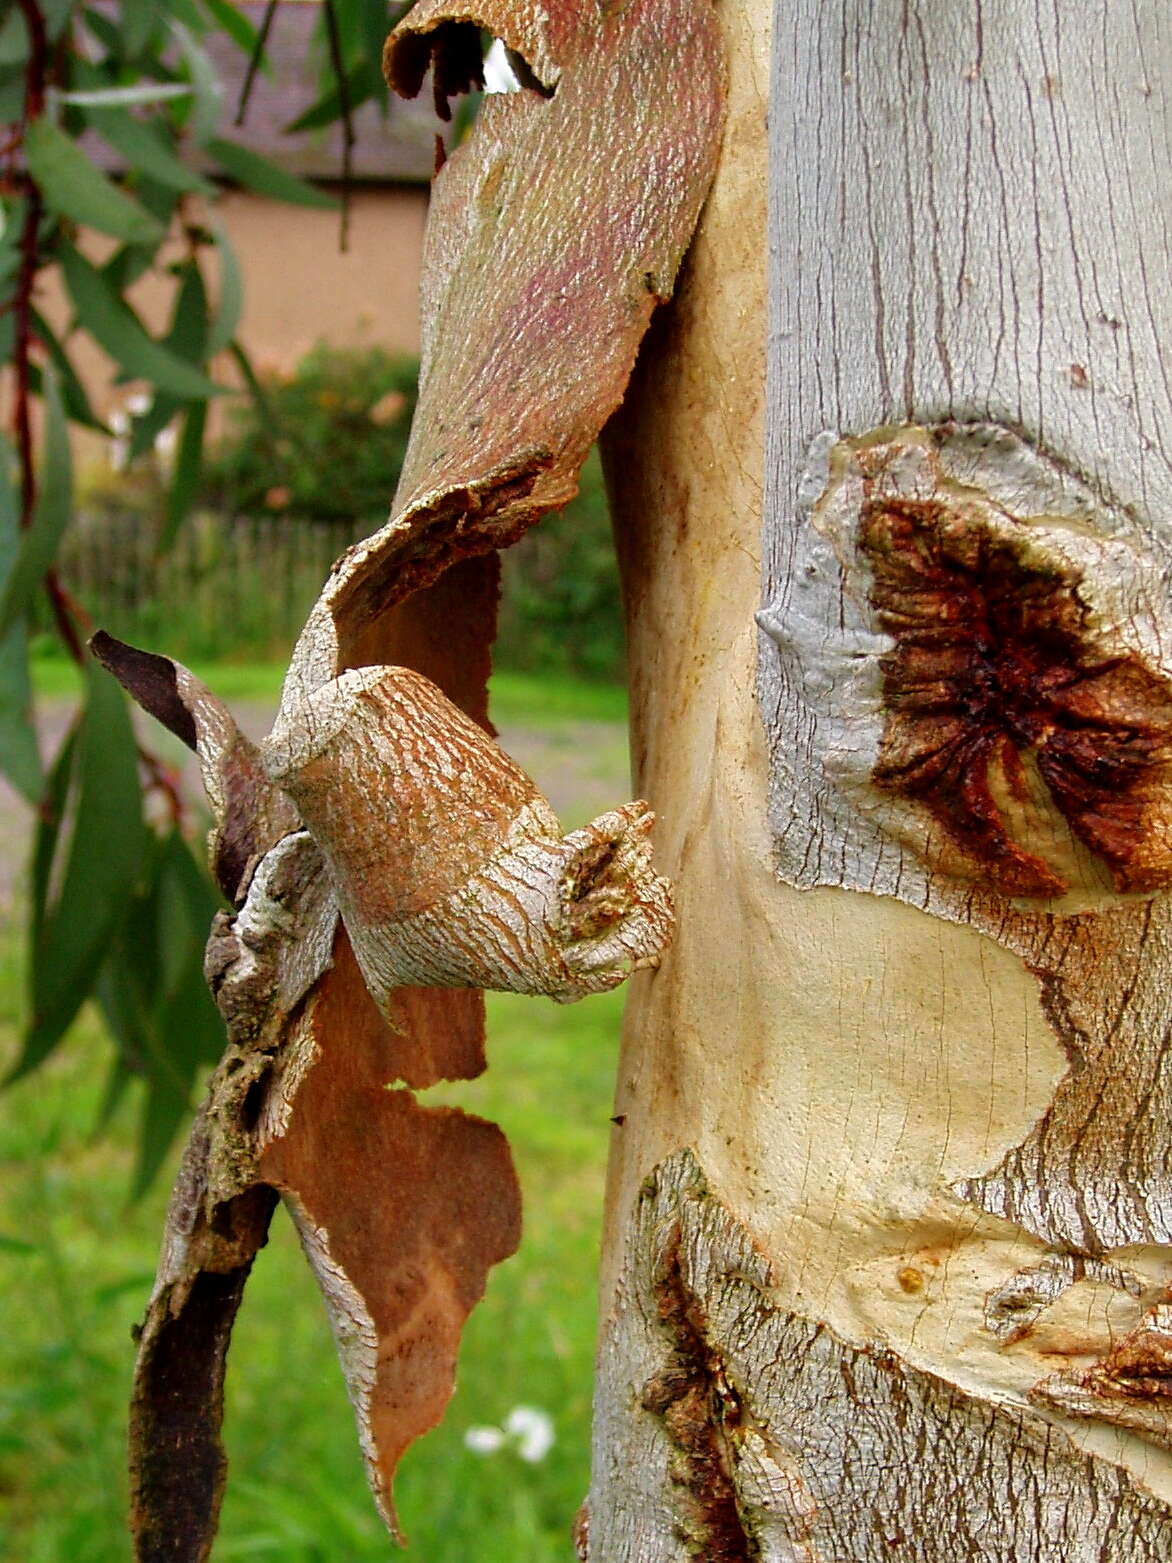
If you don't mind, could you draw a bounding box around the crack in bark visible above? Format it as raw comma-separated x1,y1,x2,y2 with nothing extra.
643,1226,756,1560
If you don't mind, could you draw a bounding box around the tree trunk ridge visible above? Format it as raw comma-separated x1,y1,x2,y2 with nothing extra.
591,0,1172,1554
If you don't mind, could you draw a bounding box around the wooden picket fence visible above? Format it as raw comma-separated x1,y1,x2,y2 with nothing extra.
61,506,369,664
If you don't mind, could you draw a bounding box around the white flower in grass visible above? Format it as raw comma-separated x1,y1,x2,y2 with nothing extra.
463,1405,556,1462
464,1425,507,1455
505,1405,556,1463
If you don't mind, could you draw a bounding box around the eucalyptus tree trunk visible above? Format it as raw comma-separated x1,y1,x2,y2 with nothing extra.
590,1,1172,1556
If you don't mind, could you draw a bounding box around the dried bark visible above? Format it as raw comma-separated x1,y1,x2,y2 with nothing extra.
97,0,725,1555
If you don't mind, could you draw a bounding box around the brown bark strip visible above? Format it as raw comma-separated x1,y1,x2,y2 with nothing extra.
592,1151,1172,1561
258,931,522,1538
277,0,726,709
105,1,724,1550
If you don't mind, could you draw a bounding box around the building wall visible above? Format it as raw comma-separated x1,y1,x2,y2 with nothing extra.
32,183,428,471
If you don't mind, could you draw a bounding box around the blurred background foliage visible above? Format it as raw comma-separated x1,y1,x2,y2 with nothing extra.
1,1,627,1557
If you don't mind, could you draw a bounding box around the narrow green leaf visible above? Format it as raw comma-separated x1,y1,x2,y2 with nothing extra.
169,20,224,146
160,401,206,551
132,1065,193,1200
23,118,165,245
118,0,158,56
128,392,180,464
284,59,381,133
163,259,209,363
30,726,77,952
130,832,224,1196
16,660,146,1077
30,309,109,433
0,10,28,68
82,102,213,194
228,340,277,439
205,226,242,358
100,238,162,297
93,1052,135,1136
60,243,222,401
36,0,73,40
80,7,122,55
199,0,261,55
0,452,41,803
207,137,337,209
0,67,23,126
0,366,72,639
128,261,209,463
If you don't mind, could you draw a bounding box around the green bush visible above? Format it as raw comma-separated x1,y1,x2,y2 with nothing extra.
200,344,419,524
65,346,625,682
495,449,625,685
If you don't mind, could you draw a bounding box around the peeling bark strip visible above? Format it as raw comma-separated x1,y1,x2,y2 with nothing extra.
264,666,672,1006
277,0,726,712
100,3,723,1552
591,1151,1172,1561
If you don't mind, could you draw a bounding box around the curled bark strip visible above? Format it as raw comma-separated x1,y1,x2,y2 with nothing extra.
264,665,673,1007
278,0,725,712
94,632,299,904
108,0,720,1547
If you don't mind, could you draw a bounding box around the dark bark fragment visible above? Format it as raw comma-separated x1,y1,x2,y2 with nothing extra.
643,1230,753,1560
861,489,1172,898
129,1177,277,1563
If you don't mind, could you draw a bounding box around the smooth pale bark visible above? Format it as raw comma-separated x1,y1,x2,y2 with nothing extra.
591,2,1172,1557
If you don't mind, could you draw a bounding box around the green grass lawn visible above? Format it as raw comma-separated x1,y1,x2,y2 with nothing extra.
32,649,629,727
0,976,623,1561
1,669,631,1561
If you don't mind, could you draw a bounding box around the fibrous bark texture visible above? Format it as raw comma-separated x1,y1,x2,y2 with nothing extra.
595,1151,1172,1560
592,0,1172,1556
98,1,725,1555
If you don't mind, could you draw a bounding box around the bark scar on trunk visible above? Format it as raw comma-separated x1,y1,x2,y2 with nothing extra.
759,425,1172,910
642,1225,755,1560
1031,1300,1172,1448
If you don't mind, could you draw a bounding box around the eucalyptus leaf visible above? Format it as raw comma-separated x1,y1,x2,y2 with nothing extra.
0,10,28,68
119,0,158,57
61,243,222,401
161,401,206,551
0,366,72,640
82,102,213,194
0,453,41,803
23,119,165,245
131,833,224,1195
16,661,146,1078
199,0,262,56
285,59,381,134
169,20,224,146
205,227,243,358
30,310,109,433
207,137,337,209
